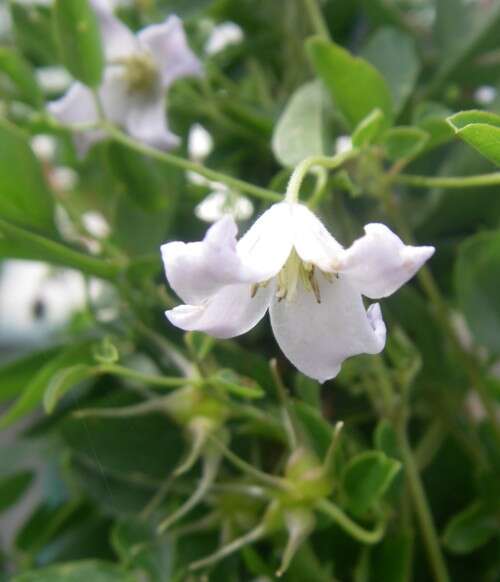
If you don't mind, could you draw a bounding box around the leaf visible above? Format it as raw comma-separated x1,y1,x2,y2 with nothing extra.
342,451,401,516
293,401,333,459
211,369,264,399
443,501,498,554
43,364,98,414
0,347,60,405
382,126,429,161
11,560,136,582
362,28,419,115
272,81,329,167
370,533,412,582
447,110,500,166
352,109,385,148
307,36,393,130
0,343,93,429
10,3,57,64
0,120,55,233
53,0,104,87
413,102,454,150
455,230,500,352
0,470,34,514
0,48,43,107
374,420,399,460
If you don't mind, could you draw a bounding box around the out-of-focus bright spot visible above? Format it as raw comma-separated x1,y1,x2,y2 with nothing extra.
474,85,497,105
82,211,111,239
31,134,57,163
50,167,78,191
205,21,244,55
0,261,87,345
188,124,213,162
36,67,72,95
335,135,352,154
195,189,253,223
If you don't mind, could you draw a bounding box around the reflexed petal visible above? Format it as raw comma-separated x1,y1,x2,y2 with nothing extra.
292,203,343,273
166,281,274,339
138,16,202,88
98,68,132,125
126,97,180,150
237,202,294,282
162,215,261,304
339,223,435,299
91,0,138,59
48,82,97,125
269,275,386,382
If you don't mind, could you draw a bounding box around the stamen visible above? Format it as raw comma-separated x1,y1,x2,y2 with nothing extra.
308,268,321,304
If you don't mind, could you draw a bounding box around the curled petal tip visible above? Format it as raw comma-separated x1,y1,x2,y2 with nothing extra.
400,245,435,270
367,303,387,351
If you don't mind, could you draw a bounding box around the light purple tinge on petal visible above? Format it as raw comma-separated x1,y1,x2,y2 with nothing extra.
339,223,435,299
138,15,202,88
125,97,180,150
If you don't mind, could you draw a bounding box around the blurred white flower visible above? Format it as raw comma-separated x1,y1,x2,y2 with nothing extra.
195,189,253,223
205,21,244,55
82,211,111,239
187,123,253,223
30,134,57,163
474,85,497,105
162,207,434,382
36,66,72,95
335,135,352,155
49,7,202,156
50,167,78,191
0,261,87,345
188,123,213,161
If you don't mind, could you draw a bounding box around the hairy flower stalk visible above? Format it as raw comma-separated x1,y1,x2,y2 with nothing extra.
161,184,434,381
48,1,201,156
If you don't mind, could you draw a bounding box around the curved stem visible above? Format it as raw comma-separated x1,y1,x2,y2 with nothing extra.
285,150,359,204
97,363,192,389
316,499,385,545
302,0,331,40
105,124,282,203
396,426,450,582
396,172,500,189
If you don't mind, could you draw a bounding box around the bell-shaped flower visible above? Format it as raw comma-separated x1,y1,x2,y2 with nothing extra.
49,4,201,156
161,203,434,382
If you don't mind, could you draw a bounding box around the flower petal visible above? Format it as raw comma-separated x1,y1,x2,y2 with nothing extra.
292,203,343,273
166,280,274,339
237,202,294,282
138,16,202,88
125,96,180,150
269,275,386,382
91,0,138,59
162,215,261,305
339,223,435,299
48,82,97,125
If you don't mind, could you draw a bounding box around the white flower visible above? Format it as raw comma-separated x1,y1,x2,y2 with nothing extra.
195,188,254,223
31,134,57,163
48,7,201,156
188,123,214,161
474,85,497,106
205,21,244,56
161,203,434,382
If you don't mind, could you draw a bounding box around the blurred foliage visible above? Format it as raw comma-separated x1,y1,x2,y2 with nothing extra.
0,0,500,581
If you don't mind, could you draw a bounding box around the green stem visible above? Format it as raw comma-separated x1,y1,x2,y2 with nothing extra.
97,364,192,389
396,172,500,189
105,124,282,203
302,0,331,40
316,499,385,544
0,218,121,280
285,150,359,204
396,426,450,582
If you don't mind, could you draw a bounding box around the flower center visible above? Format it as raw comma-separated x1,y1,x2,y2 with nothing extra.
277,250,333,304
122,53,159,94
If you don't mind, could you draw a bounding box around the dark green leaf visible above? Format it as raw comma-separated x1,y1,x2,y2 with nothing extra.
447,111,500,166
456,230,500,352
362,28,419,115
307,37,393,130
11,560,135,582
0,120,55,233
382,126,429,161
53,0,104,87
10,3,57,64
342,451,401,516
413,102,454,150
44,364,98,414
0,470,34,514
443,501,498,554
